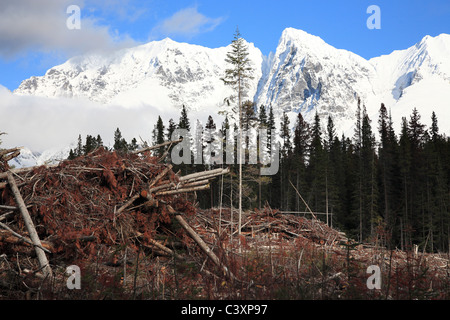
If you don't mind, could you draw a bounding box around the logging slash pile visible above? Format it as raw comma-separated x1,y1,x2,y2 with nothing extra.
0,145,231,298
1,145,449,300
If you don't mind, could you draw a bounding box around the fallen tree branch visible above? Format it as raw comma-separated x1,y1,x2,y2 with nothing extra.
7,172,52,277
2,150,21,162
0,223,52,253
148,239,183,260
0,205,19,210
0,180,27,190
149,165,173,189
0,230,54,252
0,147,22,158
0,164,58,180
166,205,236,282
116,194,141,215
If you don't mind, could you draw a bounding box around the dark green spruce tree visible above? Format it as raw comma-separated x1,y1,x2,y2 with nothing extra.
152,116,166,157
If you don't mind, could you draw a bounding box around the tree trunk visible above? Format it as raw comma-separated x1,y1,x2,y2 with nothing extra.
238,77,243,239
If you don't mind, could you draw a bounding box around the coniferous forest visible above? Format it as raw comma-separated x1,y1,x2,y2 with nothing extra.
69,100,450,254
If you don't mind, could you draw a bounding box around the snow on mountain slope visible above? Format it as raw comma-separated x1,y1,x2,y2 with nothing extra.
8,146,72,169
370,33,450,101
9,28,450,168
255,28,379,133
256,29,450,136
15,38,263,111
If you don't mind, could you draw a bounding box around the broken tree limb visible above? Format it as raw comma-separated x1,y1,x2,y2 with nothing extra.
116,194,141,215
148,239,183,260
0,223,52,253
0,164,58,180
132,138,183,155
289,180,319,222
0,211,13,222
2,150,21,162
139,165,174,200
0,180,27,190
0,205,33,223
0,205,19,210
7,172,52,277
166,205,235,281
0,147,22,158
0,230,54,252
149,164,173,189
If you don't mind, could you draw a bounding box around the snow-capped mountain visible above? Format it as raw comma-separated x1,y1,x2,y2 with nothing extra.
8,146,72,169
256,28,450,134
15,38,263,111
10,28,450,167
255,28,378,131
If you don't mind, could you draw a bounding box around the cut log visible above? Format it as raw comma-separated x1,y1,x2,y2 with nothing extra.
155,184,210,196
179,179,211,189
149,182,176,193
7,172,52,277
148,178,212,194
179,168,229,182
138,165,174,201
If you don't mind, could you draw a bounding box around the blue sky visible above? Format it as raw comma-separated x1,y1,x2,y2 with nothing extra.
1,0,449,91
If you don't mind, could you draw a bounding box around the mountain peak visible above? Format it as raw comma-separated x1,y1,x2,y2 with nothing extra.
11,28,450,148
415,33,450,52
280,28,327,47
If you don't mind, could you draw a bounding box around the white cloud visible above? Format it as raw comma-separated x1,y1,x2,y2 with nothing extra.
0,86,219,153
0,87,157,152
153,7,225,38
0,0,137,59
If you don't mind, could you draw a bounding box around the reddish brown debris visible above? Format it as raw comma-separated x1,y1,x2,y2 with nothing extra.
0,148,196,263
